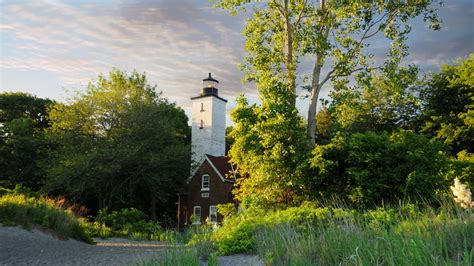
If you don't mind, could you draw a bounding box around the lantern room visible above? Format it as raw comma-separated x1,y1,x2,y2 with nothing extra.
201,73,219,96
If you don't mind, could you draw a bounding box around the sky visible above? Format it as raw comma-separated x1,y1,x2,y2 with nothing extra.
1,0,473,124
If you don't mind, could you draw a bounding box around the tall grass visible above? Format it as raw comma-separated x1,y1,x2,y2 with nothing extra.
0,193,93,244
256,204,474,265
137,248,201,266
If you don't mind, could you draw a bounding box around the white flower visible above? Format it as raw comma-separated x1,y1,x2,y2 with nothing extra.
451,178,473,209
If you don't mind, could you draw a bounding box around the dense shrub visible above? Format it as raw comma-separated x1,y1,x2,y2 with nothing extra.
91,208,162,240
310,131,451,206
0,191,93,243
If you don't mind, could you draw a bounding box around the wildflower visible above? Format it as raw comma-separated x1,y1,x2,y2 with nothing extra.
450,178,473,209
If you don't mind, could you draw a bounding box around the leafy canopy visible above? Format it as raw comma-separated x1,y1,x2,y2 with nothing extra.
214,0,441,143
0,92,53,189
45,70,190,219
420,54,474,155
229,80,310,208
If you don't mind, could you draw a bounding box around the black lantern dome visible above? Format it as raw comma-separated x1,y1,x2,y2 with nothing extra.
201,73,219,96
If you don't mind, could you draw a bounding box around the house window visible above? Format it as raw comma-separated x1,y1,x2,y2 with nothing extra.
202,174,209,191
193,206,201,225
201,192,209,198
209,205,217,223
200,102,204,112
200,120,203,129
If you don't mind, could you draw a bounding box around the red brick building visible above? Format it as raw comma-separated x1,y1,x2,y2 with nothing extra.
177,154,235,229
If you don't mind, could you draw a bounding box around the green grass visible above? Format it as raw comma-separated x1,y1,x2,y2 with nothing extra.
0,192,94,244
139,201,473,265
137,248,201,266
255,205,474,265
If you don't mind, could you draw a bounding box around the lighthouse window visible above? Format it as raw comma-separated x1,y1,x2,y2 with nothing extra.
201,103,204,112
200,120,204,129
202,174,210,190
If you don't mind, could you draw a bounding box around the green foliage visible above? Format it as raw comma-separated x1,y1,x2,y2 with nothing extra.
137,248,200,266
0,92,52,127
81,220,112,239
44,69,190,220
210,201,473,265
214,0,441,142
310,131,450,206
212,202,355,255
217,203,237,220
420,54,474,155
229,80,310,208
0,92,53,189
329,65,422,134
90,208,162,240
187,225,215,260
0,191,93,243
256,205,473,265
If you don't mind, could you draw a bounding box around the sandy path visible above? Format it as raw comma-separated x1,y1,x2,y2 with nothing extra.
0,226,166,265
0,226,263,266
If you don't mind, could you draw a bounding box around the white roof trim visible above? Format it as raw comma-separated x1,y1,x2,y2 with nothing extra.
189,155,207,181
207,156,227,182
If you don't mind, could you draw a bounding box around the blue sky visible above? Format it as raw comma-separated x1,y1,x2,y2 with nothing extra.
1,0,473,123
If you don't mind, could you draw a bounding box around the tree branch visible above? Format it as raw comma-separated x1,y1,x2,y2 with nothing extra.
270,0,286,19
295,0,309,25
319,66,382,88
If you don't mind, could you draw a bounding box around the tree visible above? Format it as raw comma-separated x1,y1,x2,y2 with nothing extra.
0,92,53,189
419,55,474,155
0,92,52,128
310,131,450,207
214,0,441,144
228,79,310,208
45,70,190,220
328,65,422,134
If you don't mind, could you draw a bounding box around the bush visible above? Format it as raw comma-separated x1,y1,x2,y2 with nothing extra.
91,208,163,240
217,203,237,220
0,192,93,243
310,131,451,207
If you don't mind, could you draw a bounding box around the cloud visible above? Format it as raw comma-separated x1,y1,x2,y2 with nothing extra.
0,0,250,110
1,0,472,120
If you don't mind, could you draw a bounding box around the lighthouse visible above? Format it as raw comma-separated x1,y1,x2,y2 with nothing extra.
190,73,227,166
177,73,235,230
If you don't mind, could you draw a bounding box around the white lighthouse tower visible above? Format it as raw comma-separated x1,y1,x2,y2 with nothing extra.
191,73,227,166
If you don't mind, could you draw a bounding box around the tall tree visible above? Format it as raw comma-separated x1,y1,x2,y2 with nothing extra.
419,54,474,155
328,65,422,134
45,70,190,220
228,79,310,208
310,131,450,207
214,0,440,144
0,92,53,189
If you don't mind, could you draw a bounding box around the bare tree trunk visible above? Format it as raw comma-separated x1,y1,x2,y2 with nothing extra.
307,0,329,145
283,0,296,106
307,55,323,144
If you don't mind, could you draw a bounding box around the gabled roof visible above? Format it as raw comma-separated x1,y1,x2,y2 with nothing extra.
206,154,235,182
189,154,236,183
